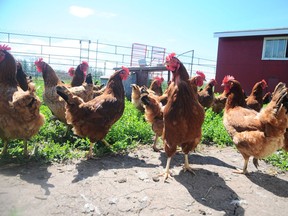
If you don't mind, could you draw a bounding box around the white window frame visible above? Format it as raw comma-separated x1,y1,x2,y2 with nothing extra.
262,36,288,60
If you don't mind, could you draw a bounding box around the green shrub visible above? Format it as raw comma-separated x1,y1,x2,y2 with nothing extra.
202,108,233,146
0,78,153,161
265,149,288,171
1,79,287,172
107,100,153,153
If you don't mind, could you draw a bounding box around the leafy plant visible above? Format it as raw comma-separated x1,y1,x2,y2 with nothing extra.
107,100,153,153
202,108,233,146
0,79,154,162
265,149,288,171
0,79,287,171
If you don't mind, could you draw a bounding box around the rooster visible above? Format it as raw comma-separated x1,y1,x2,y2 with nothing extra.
34,58,95,124
56,66,129,159
222,75,288,174
159,53,205,181
0,45,45,156
198,79,217,109
245,79,268,112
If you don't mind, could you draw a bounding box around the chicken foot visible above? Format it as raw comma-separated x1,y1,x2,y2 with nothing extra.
87,139,111,159
233,157,249,174
152,135,163,152
87,141,95,159
253,158,259,169
158,157,172,182
182,154,196,175
23,140,29,157
1,140,8,155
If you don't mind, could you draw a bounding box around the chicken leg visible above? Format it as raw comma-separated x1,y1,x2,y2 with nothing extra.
152,134,163,152
101,139,111,148
253,157,259,169
1,140,8,155
87,141,95,159
233,157,249,174
23,140,29,156
183,154,196,175
159,157,172,181
87,139,111,159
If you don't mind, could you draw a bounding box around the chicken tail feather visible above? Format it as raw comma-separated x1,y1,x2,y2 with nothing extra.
85,73,93,84
56,86,70,103
271,82,287,114
140,87,150,105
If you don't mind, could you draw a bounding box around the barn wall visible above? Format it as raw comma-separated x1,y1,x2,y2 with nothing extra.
215,36,288,94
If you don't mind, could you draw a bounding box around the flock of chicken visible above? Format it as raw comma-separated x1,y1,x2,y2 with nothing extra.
132,53,288,179
1,45,288,181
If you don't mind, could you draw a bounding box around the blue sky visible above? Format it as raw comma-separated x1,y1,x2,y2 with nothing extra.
1,0,288,61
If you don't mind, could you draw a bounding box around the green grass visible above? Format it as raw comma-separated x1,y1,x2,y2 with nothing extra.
0,79,153,164
0,79,287,171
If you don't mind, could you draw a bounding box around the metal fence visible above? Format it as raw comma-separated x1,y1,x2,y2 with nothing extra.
0,32,216,81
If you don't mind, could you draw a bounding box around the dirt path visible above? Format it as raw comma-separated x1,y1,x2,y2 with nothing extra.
0,144,287,216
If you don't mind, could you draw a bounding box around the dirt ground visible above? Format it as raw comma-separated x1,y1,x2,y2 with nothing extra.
0,144,287,216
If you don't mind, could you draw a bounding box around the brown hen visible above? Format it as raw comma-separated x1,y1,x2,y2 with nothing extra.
222,75,288,174
56,66,129,158
149,76,164,96
131,84,145,112
212,90,227,114
140,86,164,152
70,61,89,87
34,58,95,124
0,45,45,156
160,53,205,181
245,79,268,112
198,79,217,109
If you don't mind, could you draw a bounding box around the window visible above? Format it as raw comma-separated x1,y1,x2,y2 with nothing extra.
262,37,288,60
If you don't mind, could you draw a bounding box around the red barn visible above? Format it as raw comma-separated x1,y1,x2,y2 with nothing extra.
214,28,288,94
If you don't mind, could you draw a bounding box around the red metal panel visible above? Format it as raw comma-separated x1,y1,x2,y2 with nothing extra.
130,43,147,66
215,36,288,94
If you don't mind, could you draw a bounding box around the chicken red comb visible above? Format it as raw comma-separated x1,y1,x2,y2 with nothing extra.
165,52,176,62
34,58,44,72
35,57,43,64
210,79,217,85
81,61,89,66
0,44,11,51
120,66,130,80
155,76,164,83
122,66,129,73
261,79,267,86
222,75,235,84
68,67,75,77
196,71,206,80
165,53,180,71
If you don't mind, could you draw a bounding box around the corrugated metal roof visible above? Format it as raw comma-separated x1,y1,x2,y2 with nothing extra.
214,27,288,38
